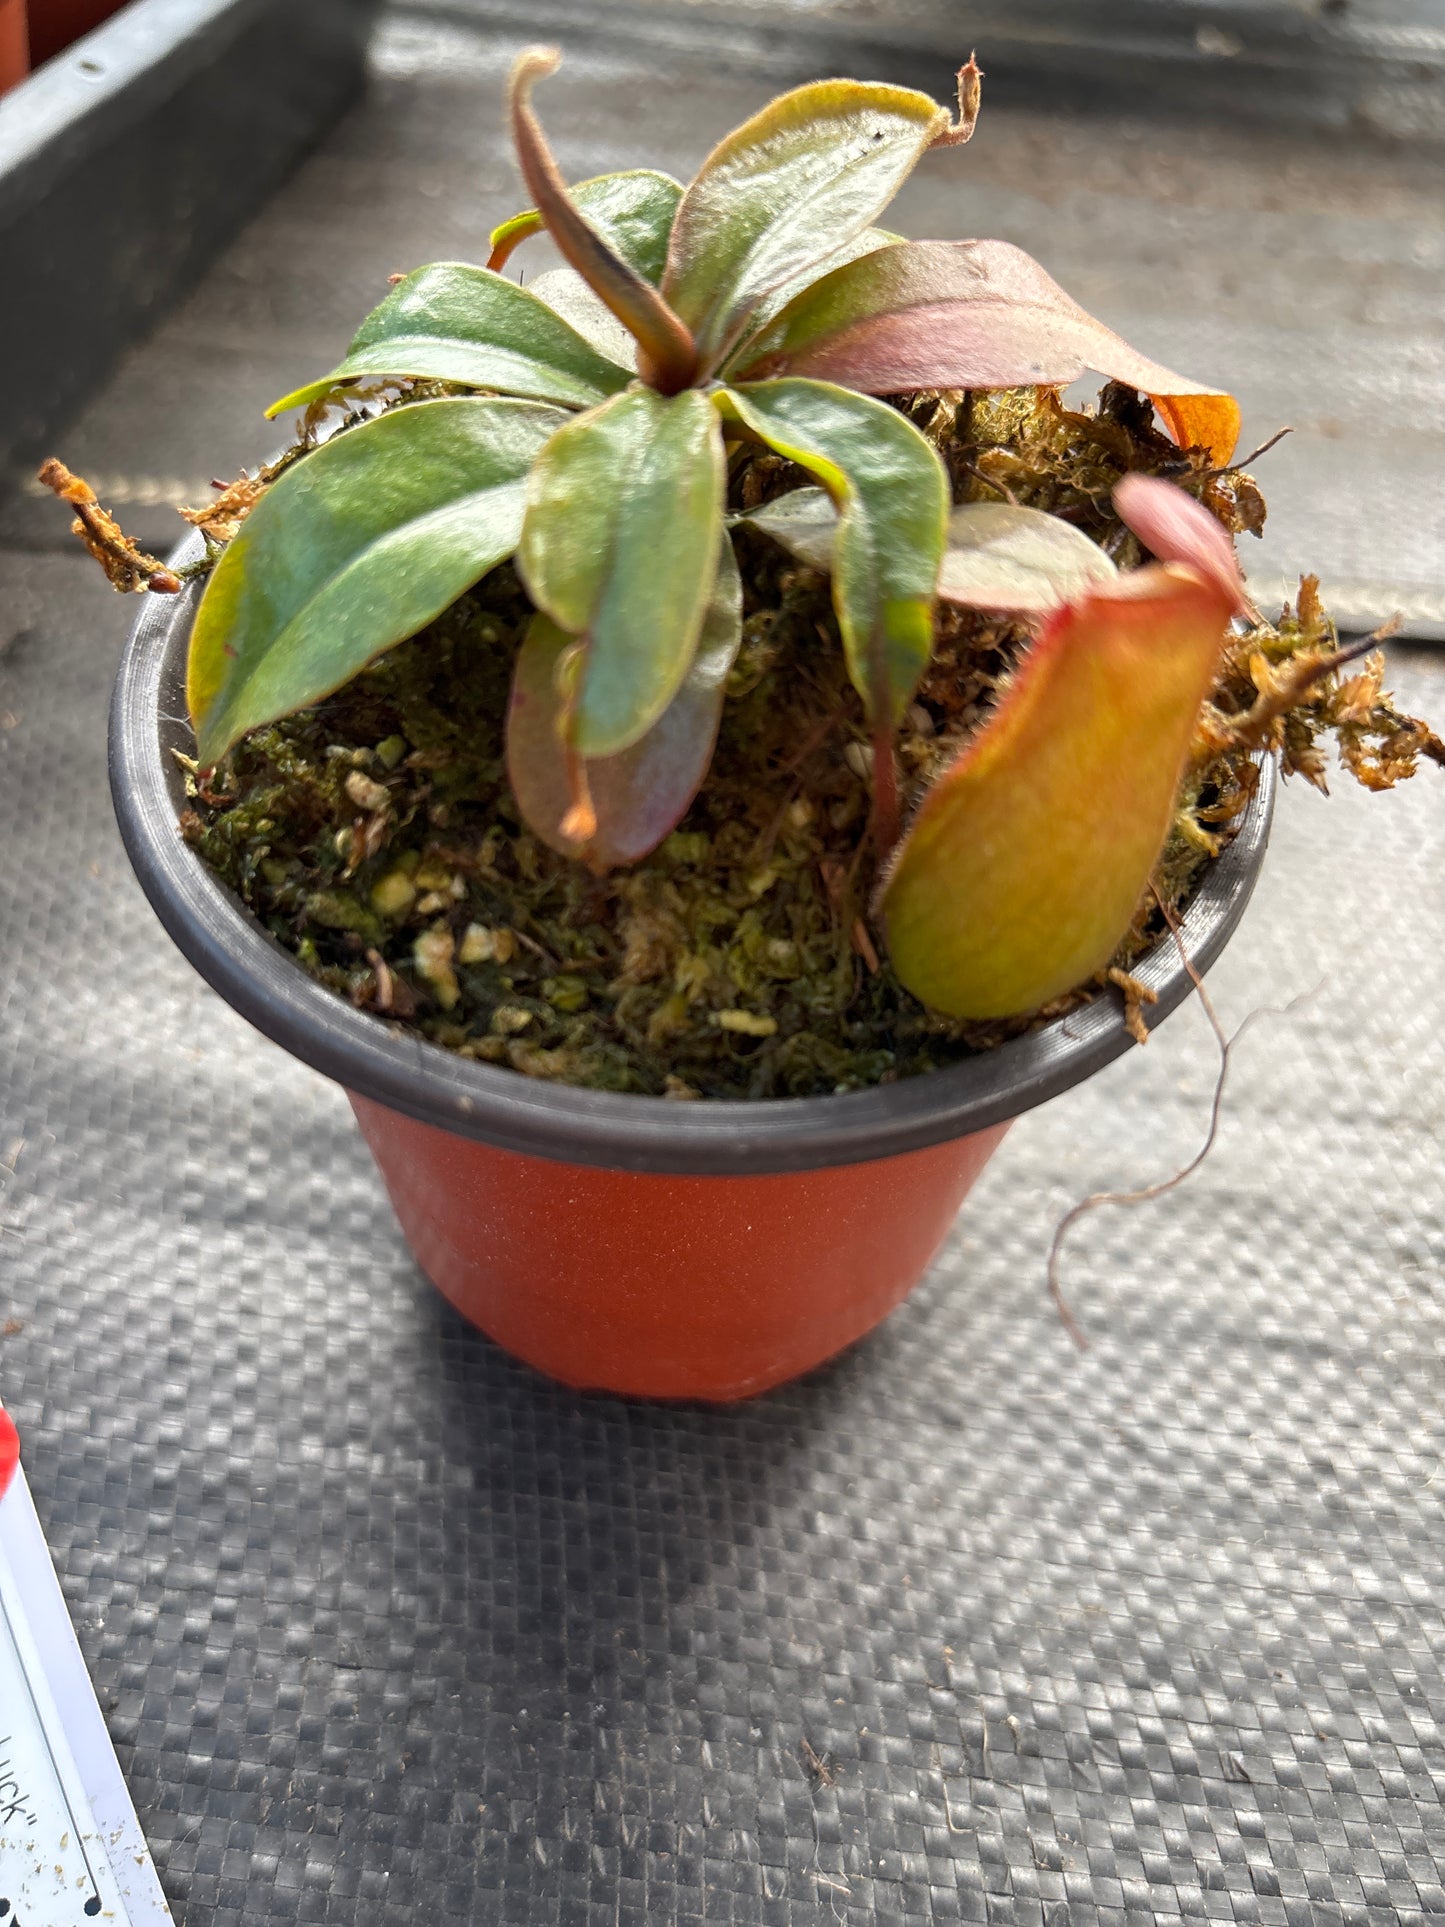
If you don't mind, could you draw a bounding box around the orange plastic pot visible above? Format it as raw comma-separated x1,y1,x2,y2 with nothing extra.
350,1096,1010,1398
111,553,1274,1400
0,0,27,91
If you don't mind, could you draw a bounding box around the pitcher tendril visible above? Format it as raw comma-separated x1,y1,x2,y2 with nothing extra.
931,55,984,149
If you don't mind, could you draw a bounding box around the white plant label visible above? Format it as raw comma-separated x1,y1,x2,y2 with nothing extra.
0,1439,173,1927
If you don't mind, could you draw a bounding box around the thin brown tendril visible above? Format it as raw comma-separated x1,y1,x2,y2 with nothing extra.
932,55,983,148
1046,885,1324,1350
1195,425,1293,482
955,455,1019,506
36,459,180,593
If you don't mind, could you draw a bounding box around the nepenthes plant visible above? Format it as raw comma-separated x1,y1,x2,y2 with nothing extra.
45,47,1442,1094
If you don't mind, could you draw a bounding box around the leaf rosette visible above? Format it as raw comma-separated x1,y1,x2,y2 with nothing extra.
183,44,1254,1018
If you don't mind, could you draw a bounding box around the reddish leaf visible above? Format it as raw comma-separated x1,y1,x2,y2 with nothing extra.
880,564,1236,1019
507,540,742,868
1113,472,1249,613
731,239,1240,464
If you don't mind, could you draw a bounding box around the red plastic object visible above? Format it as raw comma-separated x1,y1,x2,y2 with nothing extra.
0,0,27,91
26,0,124,67
0,1406,18,1500
350,1094,1010,1401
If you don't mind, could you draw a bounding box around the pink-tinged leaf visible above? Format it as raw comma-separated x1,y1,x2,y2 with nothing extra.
1113,472,1249,613
507,540,743,868
880,565,1236,1019
723,225,900,371
742,489,1118,616
937,502,1118,613
732,239,1241,464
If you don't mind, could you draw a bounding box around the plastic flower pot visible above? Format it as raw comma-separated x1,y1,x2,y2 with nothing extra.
110,559,1275,1400
0,0,26,90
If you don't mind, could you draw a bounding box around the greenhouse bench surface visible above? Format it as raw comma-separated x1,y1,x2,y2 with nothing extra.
1,11,1443,1925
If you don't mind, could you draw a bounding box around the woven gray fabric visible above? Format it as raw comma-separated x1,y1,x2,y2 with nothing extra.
5,543,1444,1927
3,21,1445,1924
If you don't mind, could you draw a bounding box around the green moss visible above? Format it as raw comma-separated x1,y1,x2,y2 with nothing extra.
183,547,963,1096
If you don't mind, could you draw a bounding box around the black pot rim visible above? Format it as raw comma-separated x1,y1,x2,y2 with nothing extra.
109,546,1276,1177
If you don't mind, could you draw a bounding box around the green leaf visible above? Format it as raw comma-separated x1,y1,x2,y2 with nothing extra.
731,239,1241,464
879,566,1235,1019
741,490,1119,616
266,264,631,418
188,397,566,767
936,503,1119,612
662,80,948,373
721,379,947,725
720,225,900,373
736,485,838,573
517,386,725,757
527,269,637,371
488,168,684,283
507,539,742,867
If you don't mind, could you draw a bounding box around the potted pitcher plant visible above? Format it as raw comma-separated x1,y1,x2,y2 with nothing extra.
49,48,1440,1397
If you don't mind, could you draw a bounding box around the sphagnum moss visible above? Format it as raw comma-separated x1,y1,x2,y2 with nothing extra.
177,383,1441,1100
